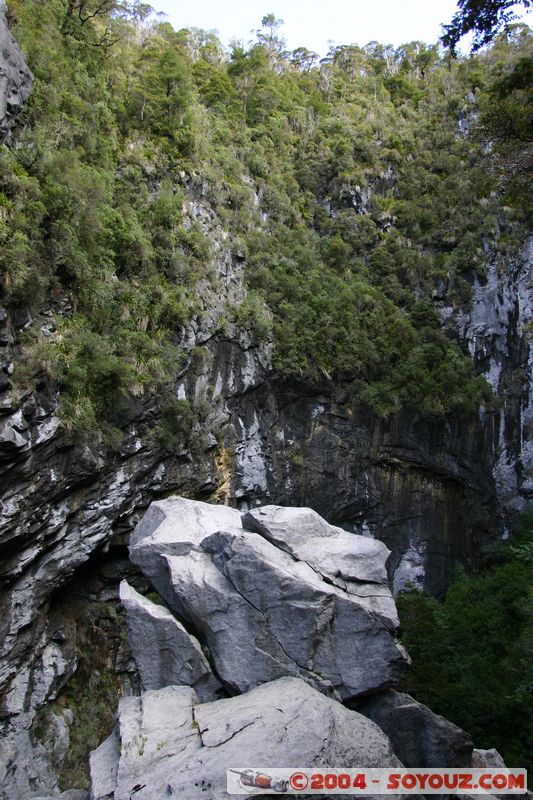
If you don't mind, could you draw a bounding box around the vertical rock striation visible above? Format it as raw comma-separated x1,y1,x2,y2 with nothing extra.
0,13,531,794
0,0,32,141
459,238,533,520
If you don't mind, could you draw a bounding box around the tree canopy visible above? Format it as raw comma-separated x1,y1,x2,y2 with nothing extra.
2,3,530,443
398,510,533,769
441,0,532,52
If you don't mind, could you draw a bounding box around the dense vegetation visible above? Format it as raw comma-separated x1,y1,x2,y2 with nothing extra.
442,0,532,51
1,1,531,441
2,3,532,783
398,510,533,770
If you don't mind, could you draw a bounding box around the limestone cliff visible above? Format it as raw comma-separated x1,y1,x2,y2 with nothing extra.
458,238,533,518
0,0,32,142
0,9,532,798
2,186,531,796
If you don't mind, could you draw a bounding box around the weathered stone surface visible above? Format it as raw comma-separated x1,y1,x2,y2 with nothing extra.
131,499,408,699
0,638,77,800
0,0,32,141
90,678,403,800
89,731,120,800
33,792,89,800
459,796,499,800
230,389,496,598
119,579,221,701
357,690,473,767
129,497,242,607
472,748,507,769
242,504,390,585
0,714,60,800
454,237,533,517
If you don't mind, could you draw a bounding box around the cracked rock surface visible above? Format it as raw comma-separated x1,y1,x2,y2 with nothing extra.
0,0,32,141
119,580,222,702
90,677,402,800
129,497,408,700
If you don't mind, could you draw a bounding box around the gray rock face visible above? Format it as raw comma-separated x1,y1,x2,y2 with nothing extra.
469,750,509,800
0,0,32,141
119,580,221,701
89,731,120,800
130,498,408,700
230,389,496,598
455,237,533,517
31,794,88,800
472,748,507,769
242,505,391,586
0,636,76,800
129,497,242,607
90,678,402,800
0,715,60,800
357,690,473,768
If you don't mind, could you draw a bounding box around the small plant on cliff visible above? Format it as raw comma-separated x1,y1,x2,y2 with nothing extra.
148,395,195,453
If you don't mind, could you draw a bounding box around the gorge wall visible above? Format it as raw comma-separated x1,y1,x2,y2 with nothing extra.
1,191,531,797
0,7,532,798
0,0,31,142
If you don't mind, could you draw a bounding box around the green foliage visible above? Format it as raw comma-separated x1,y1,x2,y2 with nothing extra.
476,27,533,218
3,3,530,434
398,510,533,768
148,395,195,453
58,665,121,790
441,0,532,53
228,291,272,343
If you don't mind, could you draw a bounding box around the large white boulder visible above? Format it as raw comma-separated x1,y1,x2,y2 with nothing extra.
90,677,402,800
129,498,408,700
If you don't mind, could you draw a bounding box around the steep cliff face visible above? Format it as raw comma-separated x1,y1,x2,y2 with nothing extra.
459,238,533,518
0,11,532,799
0,191,522,797
0,0,32,142
227,383,496,595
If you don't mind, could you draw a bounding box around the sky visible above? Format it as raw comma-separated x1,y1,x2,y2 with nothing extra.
150,0,474,55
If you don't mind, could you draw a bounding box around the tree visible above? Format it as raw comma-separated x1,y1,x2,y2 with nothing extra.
398,511,533,768
256,13,284,45
477,26,533,217
60,0,152,48
290,47,319,72
441,0,532,53
254,13,286,65
129,25,193,143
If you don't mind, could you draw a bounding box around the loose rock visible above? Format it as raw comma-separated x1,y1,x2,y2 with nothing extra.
472,748,507,769
90,677,403,800
357,690,473,767
119,579,222,702
130,498,408,699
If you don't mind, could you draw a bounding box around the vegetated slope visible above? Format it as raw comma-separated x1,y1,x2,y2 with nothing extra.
2,2,530,443
398,510,533,770
1,4,532,790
